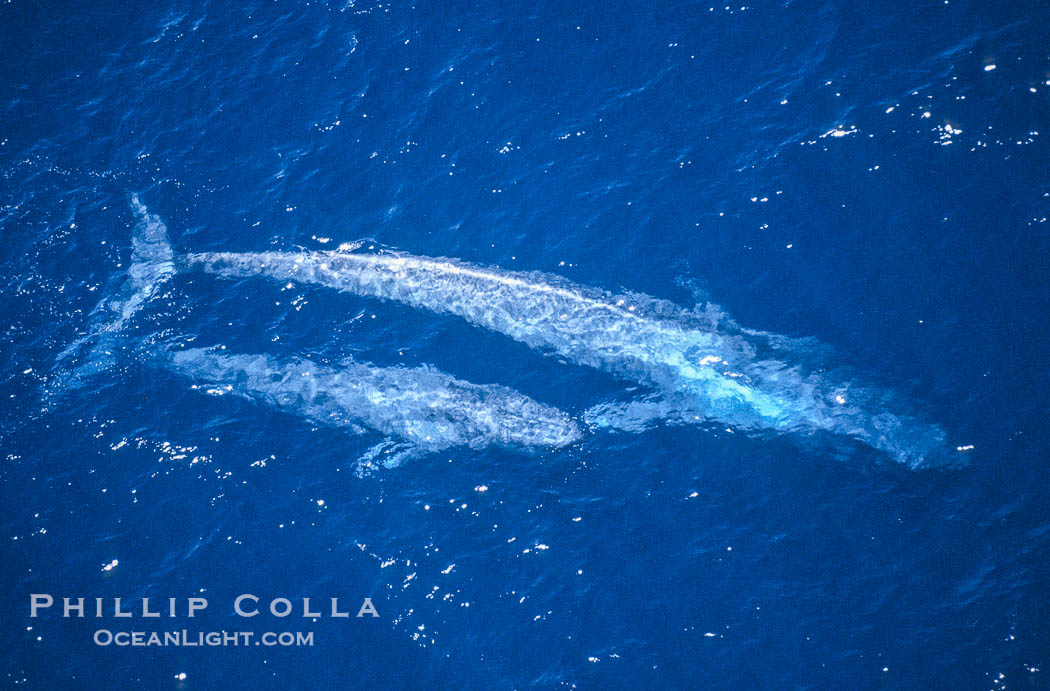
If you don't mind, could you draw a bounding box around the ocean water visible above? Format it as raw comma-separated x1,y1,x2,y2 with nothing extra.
3,0,1050,687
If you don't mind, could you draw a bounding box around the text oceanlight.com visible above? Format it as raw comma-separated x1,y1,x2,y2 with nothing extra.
93,630,315,647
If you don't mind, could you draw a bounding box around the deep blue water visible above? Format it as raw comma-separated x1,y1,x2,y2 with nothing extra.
3,0,1050,687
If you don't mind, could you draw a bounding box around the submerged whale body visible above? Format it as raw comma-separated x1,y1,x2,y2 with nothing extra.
169,348,583,470
82,196,953,469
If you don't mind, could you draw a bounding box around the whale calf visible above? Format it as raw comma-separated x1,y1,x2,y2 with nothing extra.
168,348,583,471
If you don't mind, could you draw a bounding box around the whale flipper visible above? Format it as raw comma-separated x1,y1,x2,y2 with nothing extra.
354,439,423,475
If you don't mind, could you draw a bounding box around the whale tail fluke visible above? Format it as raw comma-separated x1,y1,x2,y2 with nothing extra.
52,193,176,389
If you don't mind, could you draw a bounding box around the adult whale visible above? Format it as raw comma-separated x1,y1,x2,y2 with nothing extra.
124,197,954,468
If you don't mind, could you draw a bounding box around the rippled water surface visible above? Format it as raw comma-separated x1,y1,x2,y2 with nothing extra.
3,0,1049,687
